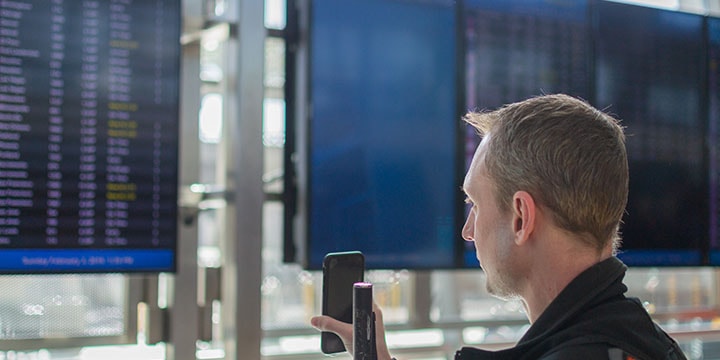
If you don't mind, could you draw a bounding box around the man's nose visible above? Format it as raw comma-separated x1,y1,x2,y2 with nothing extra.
461,215,473,242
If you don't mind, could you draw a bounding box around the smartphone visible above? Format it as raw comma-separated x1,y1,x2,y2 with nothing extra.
321,251,365,354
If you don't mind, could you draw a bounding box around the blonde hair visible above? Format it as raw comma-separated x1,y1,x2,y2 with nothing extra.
465,94,628,251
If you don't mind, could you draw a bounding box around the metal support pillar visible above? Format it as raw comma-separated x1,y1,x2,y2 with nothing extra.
165,38,202,360
220,0,265,359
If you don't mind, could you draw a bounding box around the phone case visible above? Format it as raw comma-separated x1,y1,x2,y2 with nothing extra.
320,251,365,354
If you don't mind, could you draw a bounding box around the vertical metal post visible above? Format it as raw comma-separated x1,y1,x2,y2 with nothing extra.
220,0,265,359
165,39,202,360
410,272,433,328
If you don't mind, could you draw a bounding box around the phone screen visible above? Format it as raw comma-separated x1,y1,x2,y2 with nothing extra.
321,251,365,354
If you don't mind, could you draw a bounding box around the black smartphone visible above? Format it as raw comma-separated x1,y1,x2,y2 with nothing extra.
321,251,365,354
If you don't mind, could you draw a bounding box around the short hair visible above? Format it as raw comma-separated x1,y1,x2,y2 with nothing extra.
464,94,628,251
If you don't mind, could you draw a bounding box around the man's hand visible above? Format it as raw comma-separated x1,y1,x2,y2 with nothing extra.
311,303,394,360
311,314,354,354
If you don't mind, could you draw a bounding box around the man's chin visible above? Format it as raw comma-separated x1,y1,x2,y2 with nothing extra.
486,281,519,301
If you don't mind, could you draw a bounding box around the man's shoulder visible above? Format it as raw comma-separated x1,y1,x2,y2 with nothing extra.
453,344,650,360
530,296,687,360
541,344,687,360
540,345,641,360
543,304,688,360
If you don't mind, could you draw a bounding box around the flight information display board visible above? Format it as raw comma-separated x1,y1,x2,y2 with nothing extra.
307,0,459,270
0,0,180,273
462,0,591,267
594,1,706,266
707,17,720,265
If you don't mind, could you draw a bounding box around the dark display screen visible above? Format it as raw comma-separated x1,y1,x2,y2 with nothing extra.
462,0,591,267
707,17,720,265
594,1,706,266
302,0,720,269
308,0,459,269
0,0,180,273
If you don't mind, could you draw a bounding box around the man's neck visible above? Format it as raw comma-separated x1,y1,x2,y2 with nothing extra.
520,236,612,323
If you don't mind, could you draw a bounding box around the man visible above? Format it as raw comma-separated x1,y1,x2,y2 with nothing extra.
311,94,687,359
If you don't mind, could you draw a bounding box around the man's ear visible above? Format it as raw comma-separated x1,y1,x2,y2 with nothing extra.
512,191,536,245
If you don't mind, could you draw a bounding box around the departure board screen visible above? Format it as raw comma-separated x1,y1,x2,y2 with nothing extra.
595,1,706,266
463,0,591,267
707,17,720,265
0,0,180,273
307,0,458,270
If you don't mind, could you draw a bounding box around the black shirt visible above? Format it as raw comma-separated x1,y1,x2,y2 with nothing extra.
454,257,687,360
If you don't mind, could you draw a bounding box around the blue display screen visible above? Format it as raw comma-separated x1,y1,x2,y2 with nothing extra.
305,0,717,269
594,1,706,266
0,249,174,273
707,17,720,265
308,0,460,269
462,0,592,267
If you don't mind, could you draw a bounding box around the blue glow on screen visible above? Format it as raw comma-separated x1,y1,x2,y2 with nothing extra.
0,249,175,273
308,0,459,269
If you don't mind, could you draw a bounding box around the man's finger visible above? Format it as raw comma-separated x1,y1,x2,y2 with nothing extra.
311,315,352,336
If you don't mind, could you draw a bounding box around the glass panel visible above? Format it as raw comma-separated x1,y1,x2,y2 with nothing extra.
265,0,287,30
367,270,412,324
262,202,310,329
625,267,716,315
199,94,224,144
0,274,126,340
431,270,525,323
200,25,228,84
263,37,286,194
264,37,286,90
263,98,286,148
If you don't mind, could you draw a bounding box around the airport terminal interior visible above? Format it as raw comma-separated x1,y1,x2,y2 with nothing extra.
5,0,720,359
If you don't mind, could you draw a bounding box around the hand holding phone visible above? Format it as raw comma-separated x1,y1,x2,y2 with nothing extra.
321,251,365,354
